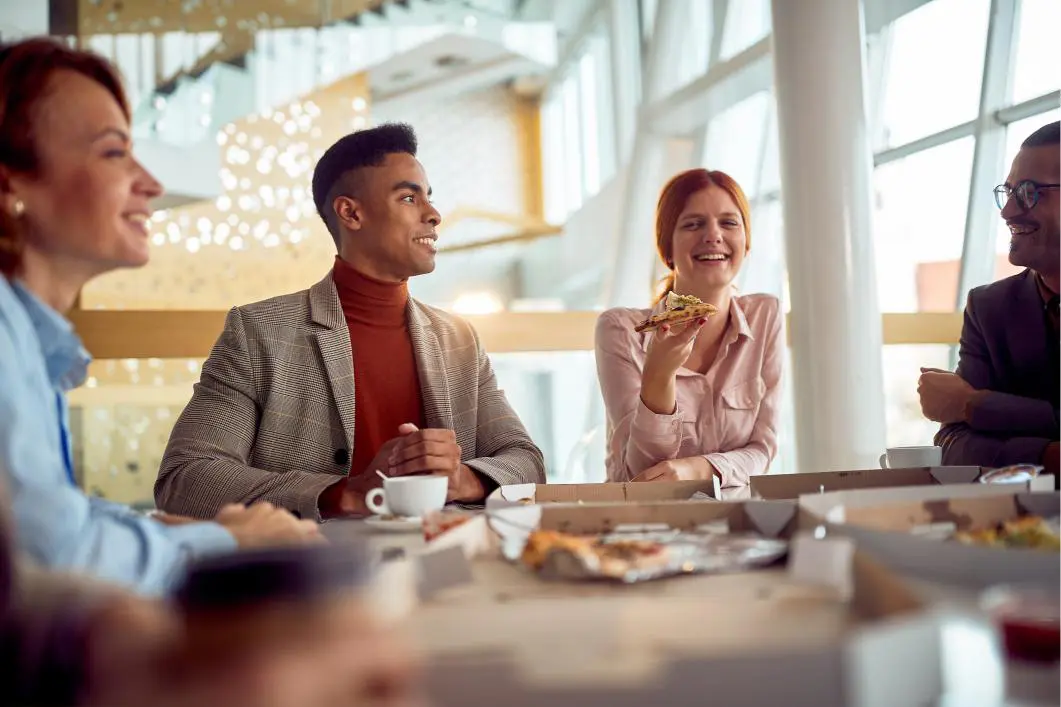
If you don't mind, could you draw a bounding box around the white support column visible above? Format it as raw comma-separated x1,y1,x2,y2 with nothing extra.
770,0,886,472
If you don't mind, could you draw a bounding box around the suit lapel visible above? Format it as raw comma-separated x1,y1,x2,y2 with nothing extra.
408,300,454,429
1008,270,1049,373
309,272,357,449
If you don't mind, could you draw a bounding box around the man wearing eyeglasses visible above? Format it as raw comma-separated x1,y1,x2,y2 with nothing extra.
919,121,1060,485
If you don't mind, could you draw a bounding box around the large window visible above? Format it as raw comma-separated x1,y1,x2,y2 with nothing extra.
541,27,617,223
1011,0,1061,104
719,0,771,60
673,0,713,91
873,138,976,313
702,91,772,197
877,0,990,148
882,345,952,448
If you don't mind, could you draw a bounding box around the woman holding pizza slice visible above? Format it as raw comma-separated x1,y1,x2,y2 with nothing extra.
595,168,784,486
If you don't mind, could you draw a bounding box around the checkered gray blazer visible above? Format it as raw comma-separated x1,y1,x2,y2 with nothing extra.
154,271,546,520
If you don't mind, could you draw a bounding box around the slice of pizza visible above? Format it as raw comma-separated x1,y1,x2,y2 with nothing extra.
520,529,672,580
634,291,719,333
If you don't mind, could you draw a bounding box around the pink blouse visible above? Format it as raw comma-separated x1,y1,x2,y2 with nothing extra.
595,294,784,486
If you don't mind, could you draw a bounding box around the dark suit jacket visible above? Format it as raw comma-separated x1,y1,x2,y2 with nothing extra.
936,269,1059,466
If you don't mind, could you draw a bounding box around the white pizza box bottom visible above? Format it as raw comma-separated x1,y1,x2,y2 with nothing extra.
487,478,722,507
751,465,1054,500
801,490,1060,590
375,500,1006,707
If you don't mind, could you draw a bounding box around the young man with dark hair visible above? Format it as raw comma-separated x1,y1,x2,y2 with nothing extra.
156,123,546,519
919,121,1060,482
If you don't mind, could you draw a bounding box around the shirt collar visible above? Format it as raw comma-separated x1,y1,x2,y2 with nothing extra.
1034,271,1058,308
11,281,90,391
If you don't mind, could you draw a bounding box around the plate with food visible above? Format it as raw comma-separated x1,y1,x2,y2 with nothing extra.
978,464,1044,485
953,515,1061,552
634,292,719,333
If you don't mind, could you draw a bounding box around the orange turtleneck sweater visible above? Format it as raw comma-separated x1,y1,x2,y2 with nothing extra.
332,256,426,477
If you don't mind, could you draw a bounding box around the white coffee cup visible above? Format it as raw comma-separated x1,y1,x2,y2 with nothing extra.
879,445,942,469
365,475,448,518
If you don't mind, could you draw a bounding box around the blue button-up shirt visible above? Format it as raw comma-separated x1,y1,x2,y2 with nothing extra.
0,276,236,595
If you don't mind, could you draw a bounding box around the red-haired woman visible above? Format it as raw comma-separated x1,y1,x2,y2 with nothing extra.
595,169,784,486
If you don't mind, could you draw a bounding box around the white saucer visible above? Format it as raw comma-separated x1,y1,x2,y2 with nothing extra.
364,515,422,533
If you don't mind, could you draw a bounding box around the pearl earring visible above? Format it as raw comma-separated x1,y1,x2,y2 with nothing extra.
12,199,24,217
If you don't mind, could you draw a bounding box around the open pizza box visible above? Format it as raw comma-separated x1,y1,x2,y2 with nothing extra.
751,465,1055,500
799,490,1060,590
486,478,722,506
370,500,1003,707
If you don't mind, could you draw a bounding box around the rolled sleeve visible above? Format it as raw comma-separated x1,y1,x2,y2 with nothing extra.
596,311,689,480
625,398,687,469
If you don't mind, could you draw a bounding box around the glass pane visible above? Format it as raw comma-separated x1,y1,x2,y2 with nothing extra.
579,50,601,198
993,108,1061,277
882,345,952,447
70,358,203,508
561,72,584,215
674,0,712,89
591,32,618,187
541,94,567,224
720,0,771,60
873,137,975,312
739,197,786,302
702,90,771,197
492,351,602,483
1011,0,1061,104
759,96,781,196
879,0,989,147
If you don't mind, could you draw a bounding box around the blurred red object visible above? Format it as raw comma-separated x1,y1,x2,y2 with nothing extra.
982,584,1061,663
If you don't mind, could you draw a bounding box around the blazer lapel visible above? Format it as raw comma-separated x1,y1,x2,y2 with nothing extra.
1008,270,1049,372
309,272,357,450
408,300,454,429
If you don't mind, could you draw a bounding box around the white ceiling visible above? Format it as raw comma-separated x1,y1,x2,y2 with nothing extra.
368,31,548,103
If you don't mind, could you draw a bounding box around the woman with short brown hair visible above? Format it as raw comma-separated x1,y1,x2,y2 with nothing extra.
0,37,323,594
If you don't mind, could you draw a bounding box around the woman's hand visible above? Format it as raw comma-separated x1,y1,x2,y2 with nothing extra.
631,456,717,482
640,318,707,414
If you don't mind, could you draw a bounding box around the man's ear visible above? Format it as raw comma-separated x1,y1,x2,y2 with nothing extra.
333,195,362,232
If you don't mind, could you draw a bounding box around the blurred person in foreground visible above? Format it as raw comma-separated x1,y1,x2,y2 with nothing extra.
0,38,320,596
919,121,1060,483
595,169,784,486
1,474,420,707
156,122,545,520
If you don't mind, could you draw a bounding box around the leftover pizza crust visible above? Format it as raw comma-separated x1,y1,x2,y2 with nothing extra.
520,529,671,579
